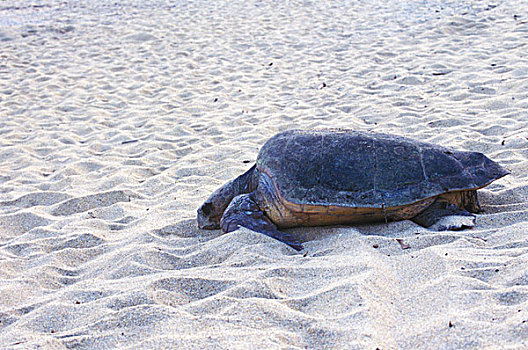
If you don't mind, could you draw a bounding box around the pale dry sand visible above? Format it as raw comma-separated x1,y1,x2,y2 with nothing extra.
1,0,527,349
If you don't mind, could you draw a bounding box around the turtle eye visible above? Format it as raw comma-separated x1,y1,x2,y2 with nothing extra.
201,202,213,216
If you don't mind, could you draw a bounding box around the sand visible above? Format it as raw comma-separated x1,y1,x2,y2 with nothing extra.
1,0,527,348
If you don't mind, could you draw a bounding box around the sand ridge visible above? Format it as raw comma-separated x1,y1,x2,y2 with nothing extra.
1,0,527,348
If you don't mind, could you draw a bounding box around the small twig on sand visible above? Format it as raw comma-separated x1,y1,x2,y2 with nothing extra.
396,238,410,249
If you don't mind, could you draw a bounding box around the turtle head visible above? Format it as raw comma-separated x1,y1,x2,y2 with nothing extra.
197,199,222,230
197,165,257,230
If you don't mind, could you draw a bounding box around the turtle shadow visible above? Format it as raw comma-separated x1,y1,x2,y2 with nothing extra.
282,226,349,244
347,220,419,237
283,224,379,245
152,218,454,251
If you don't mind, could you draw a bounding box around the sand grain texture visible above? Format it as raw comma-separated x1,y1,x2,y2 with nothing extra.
1,0,527,349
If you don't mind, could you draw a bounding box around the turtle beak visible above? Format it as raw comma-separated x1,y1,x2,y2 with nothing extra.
197,202,221,230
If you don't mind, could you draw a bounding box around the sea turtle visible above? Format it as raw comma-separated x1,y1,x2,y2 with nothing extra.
197,129,508,250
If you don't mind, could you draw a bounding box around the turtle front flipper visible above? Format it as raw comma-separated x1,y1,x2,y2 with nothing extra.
220,193,303,251
411,200,476,231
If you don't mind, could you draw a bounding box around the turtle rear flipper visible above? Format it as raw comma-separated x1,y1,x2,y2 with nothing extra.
220,193,303,251
412,200,475,230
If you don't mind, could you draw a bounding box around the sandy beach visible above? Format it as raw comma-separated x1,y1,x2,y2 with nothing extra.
1,0,527,348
